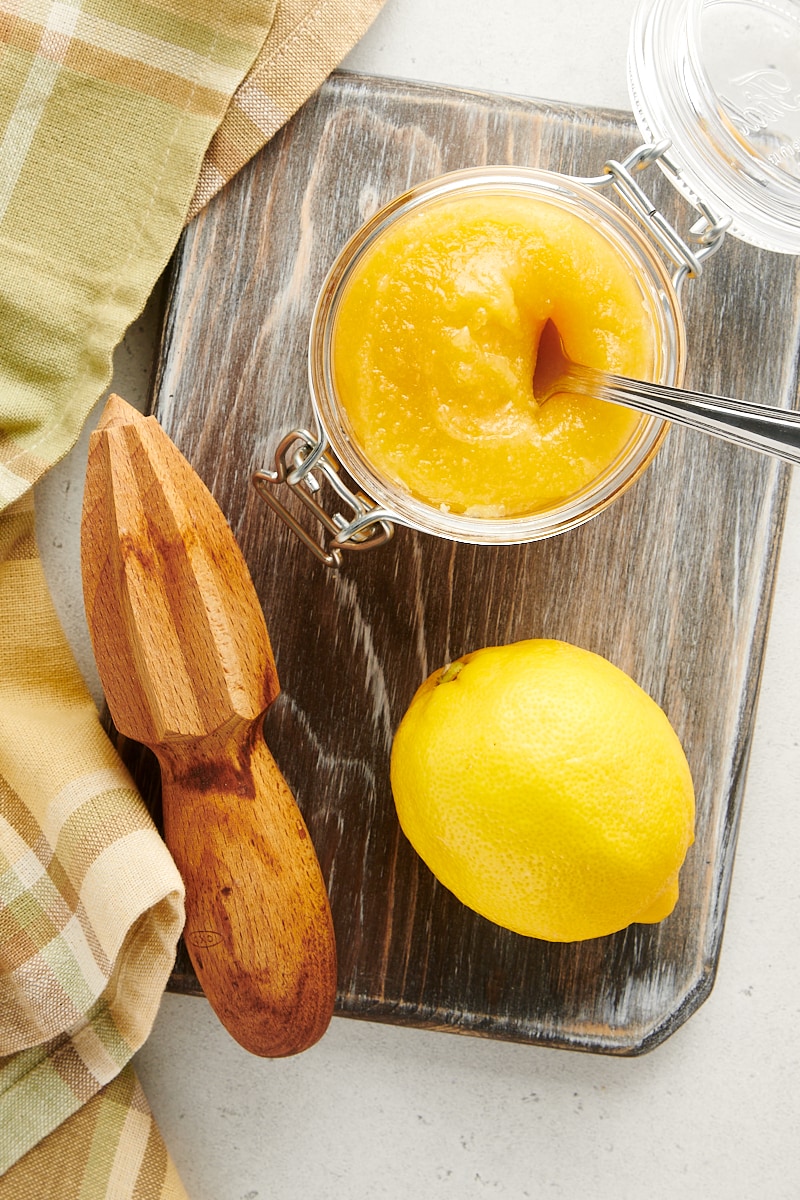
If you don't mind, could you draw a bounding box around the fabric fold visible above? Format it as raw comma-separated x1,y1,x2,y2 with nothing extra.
189,0,387,219
0,0,279,501
0,495,185,1176
0,1063,190,1198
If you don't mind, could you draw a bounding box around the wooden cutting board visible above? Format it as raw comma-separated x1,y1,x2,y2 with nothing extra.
125,71,800,1055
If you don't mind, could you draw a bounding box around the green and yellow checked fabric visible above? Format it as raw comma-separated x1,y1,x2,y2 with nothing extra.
0,0,386,1195
0,492,187,1196
0,0,279,502
1,1064,187,1196
189,0,392,220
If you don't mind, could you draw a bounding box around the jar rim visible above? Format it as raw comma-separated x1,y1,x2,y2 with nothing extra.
308,166,685,545
628,0,800,254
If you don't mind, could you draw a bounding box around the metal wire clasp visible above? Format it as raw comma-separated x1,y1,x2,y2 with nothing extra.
579,140,732,294
252,430,395,568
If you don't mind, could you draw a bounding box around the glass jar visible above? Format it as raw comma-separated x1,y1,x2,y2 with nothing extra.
253,0,800,566
311,166,684,546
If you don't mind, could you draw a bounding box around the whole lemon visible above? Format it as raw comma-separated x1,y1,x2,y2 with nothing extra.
390,639,695,942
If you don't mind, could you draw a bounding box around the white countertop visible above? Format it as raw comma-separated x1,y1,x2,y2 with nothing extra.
34,1,800,1195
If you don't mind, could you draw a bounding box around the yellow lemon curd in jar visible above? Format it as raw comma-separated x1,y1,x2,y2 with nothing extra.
331,191,656,518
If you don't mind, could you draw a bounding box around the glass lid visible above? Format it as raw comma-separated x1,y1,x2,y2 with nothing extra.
629,0,800,253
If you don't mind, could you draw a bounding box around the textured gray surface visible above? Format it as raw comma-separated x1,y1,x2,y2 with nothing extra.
33,0,800,1194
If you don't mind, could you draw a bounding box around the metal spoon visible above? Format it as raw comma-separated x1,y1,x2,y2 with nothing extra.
532,319,800,465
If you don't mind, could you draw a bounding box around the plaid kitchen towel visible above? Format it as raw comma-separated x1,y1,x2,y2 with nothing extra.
188,0,390,220
0,0,386,1195
0,493,186,1191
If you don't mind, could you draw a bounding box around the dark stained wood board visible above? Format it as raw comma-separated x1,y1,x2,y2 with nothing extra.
136,72,800,1054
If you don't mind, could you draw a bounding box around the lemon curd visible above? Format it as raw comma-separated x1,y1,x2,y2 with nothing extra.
331,191,658,519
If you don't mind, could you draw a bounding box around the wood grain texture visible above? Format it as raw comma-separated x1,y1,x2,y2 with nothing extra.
132,72,800,1054
83,396,336,1057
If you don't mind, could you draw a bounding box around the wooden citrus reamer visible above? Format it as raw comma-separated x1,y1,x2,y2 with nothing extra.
80,394,337,1056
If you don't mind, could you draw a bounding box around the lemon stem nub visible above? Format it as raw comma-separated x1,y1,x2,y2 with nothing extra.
439,661,465,684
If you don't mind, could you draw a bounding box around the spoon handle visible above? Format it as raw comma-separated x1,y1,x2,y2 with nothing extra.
568,366,800,466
